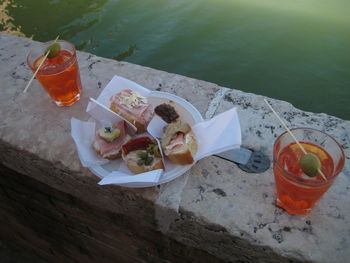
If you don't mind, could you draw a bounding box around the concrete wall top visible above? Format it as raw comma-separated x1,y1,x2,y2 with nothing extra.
1,33,349,262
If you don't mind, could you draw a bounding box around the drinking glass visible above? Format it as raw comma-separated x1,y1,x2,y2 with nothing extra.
27,40,82,106
273,128,345,214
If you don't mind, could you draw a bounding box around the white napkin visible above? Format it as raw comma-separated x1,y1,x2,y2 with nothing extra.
194,107,241,160
86,76,152,135
71,118,109,167
86,76,150,113
98,169,162,185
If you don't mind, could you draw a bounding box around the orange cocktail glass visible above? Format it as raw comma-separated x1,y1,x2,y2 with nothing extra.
273,128,345,215
27,40,82,106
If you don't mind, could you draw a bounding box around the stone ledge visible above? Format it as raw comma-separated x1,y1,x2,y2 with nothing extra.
1,33,349,262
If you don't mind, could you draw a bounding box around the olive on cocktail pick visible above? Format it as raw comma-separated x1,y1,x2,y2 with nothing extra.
23,36,59,93
263,98,327,181
300,153,321,177
45,42,61,58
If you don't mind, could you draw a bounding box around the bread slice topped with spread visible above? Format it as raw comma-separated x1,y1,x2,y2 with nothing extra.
122,136,164,174
155,103,198,165
109,89,153,134
93,121,131,159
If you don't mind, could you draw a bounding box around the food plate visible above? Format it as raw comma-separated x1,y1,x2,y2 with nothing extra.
88,91,203,188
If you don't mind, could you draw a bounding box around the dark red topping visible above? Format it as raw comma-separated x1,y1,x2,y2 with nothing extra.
155,103,179,123
122,136,154,155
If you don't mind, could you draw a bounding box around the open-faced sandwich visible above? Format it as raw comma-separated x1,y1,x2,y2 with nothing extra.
155,103,198,165
93,121,131,159
161,121,197,165
122,136,164,174
110,89,153,134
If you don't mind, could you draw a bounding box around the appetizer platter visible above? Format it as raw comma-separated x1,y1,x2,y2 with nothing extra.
83,76,203,187
88,90,203,187
71,76,241,188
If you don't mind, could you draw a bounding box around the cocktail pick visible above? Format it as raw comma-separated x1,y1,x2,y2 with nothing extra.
23,35,59,93
88,97,137,134
264,98,327,181
89,97,126,117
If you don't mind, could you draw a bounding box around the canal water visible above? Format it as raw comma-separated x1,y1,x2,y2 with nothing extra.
1,0,349,119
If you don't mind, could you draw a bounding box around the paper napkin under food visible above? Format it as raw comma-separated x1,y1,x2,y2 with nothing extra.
193,107,241,160
98,169,162,185
71,118,109,167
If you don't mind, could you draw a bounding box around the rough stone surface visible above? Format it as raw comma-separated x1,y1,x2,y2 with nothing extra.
174,89,349,262
1,33,349,262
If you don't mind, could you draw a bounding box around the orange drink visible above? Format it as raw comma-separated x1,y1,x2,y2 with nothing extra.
27,40,82,106
273,128,345,214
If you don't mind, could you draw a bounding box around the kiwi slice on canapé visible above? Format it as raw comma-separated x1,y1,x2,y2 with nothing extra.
98,127,121,142
300,153,321,177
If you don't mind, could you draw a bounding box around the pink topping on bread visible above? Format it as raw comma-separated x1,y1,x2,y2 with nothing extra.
110,89,153,125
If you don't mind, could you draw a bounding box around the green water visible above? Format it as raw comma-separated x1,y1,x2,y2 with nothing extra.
1,0,349,119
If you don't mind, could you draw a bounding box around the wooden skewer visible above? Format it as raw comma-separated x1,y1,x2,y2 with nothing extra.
264,98,327,181
23,35,59,93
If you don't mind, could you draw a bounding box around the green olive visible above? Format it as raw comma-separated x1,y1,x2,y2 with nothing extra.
45,42,61,58
144,156,154,166
137,151,148,160
146,144,155,154
153,145,161,158
300,153,321,177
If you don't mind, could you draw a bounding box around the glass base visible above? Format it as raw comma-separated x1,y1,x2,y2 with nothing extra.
276,197,313,215
54,93,81,107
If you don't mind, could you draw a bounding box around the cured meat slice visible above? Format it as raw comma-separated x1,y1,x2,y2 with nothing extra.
165,132,185,151
110,89,152,125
